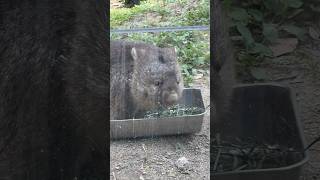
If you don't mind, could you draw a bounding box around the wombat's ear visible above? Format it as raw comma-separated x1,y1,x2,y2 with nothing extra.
131,47,146,61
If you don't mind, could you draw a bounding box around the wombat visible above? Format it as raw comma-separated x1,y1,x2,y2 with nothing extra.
110,40,184,120
212,0,236,130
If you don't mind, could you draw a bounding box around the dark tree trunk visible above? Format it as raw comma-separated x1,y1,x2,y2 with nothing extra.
212,0,236,131
0,0,108,179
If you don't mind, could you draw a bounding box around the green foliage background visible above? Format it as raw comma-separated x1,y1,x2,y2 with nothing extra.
223,0,320,81
110,0,210,86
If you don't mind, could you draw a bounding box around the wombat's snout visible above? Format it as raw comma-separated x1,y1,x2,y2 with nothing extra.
160,72,184,107
162,90,181,106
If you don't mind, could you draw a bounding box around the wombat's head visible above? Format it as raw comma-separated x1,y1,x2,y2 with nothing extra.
129,44,184,110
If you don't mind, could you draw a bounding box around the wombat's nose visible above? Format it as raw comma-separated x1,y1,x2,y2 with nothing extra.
165,92,178,105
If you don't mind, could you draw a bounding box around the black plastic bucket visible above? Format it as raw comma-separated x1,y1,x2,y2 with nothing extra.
212,83,309,180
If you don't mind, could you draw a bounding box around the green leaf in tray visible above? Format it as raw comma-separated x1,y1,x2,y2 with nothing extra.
144,105,204,119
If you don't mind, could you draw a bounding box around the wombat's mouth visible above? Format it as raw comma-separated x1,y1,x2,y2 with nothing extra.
161,91,181,107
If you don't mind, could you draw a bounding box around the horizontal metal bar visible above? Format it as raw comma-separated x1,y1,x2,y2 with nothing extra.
110,25,210,34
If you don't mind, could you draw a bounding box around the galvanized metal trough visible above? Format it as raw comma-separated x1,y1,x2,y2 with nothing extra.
110,88,206,139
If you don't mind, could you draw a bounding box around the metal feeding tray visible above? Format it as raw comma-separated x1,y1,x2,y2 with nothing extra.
110,88,206,139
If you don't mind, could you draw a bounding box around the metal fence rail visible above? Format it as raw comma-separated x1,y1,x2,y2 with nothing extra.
110,25,210,34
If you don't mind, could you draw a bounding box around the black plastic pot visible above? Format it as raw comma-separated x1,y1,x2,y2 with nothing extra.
212,83,309,180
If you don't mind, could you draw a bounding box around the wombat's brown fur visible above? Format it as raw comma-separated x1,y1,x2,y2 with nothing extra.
212,0,236,130
110,40,184,120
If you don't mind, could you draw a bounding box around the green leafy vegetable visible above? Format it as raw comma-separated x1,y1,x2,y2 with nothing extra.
144,105,204,118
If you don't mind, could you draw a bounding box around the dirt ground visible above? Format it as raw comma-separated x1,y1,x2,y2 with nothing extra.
241,40,320,180
110,76,210,180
